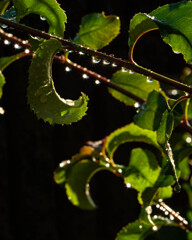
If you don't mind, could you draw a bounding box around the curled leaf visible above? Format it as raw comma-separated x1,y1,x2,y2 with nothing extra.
28,38,88,125
12,0,67,37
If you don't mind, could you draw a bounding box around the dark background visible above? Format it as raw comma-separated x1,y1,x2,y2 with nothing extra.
0,0,188,239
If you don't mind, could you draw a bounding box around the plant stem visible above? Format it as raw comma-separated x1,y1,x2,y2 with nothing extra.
65,59,145,103
0,25,144,103
0,17,192,94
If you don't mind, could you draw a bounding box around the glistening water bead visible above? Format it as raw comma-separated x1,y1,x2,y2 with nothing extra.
65,66,72,72
4,39,10,45
40,16,46,21
82,74,89,79
92,56,101,64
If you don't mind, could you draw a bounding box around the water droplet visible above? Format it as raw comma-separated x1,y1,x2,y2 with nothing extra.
40,16,46,21
14,43,22,49
82,74,89,79
128,70,134,74
156,204,160,209
118,169,122,174
183,219,188,225
24,49,30,54
169,215,174,221
112,63,117,67
186,137,192,143
174,183,181,193
170,89,178,95
147,76,154,83
0,107,5,115
174,51,180,54
145,206,152,215
1,24,7,29
79,51,85,55
40,95,47,103
92,56,101,64
103,59,110,65
4,39,10,45
158,199,163,202
121,67,128,72
152,225,158,231
65,66,72,72
153,215,158,219
134,102,140,108
22,40,28,44
139,225,143,229
125,183,132,188
105,163,110,167
95,80,100,85
165,211,169,215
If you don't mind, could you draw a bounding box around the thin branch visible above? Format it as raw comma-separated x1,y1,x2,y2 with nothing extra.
65,59,146,104
0,17,192,94
0,26,144,103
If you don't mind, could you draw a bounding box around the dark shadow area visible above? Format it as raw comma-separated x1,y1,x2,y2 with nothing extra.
0,0,188,239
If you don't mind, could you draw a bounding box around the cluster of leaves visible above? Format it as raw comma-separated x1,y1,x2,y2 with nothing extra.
1,0,192,239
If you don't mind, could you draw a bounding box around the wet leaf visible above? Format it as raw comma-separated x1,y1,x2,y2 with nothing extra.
116,220,152,240
129,2,192,64
12,0,67,37
28,39,88,125
109,71,159,106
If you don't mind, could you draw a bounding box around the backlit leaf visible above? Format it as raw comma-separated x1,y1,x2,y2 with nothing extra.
65,160,112,210
0,72,5,99
74,13,120,50
109,71,159,106
12,0,67,37
106,123,161,159
116,220,152,240
129,2,192,64
28,39,88,125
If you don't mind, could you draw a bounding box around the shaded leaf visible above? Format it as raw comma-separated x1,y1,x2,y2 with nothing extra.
28,39,88,125
129,2,192,64
2,6,16,20
65,160,113,210
0,52,24,71
0,52,24,99
0,72,5,99
157,109,174,147
109,71,159,106
106,123,161,159
134,91,168,130
73,12,120,50
116,220,152,240
12,0,67,37
0,0,10,15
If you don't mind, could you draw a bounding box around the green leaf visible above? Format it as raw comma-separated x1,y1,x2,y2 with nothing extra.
12,0,67,37
156,186,173,200
109,71,159,106
73,13,120,50
116,220,152,240
0,52,24,71
129,2,192,64
65,160,112,210
28,39,88,125
157,109,174,147
134,91,168,130
0,71,5,99
0,52,24,99
0,0,10,15
124,148,161,193
106,123,161,159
